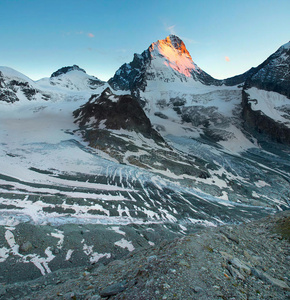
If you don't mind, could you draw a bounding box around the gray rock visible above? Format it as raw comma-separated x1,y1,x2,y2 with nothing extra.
178,259,190,267
108,259,125,267
0,287,6,296
220,251,233,261
64,292,75,299
230,258,251,275
89,295,101,300
219,229,239,244
19,241,33,253
226,264,245,280
192,286,204,294
99,280,127,297
147,255,158,263
251,268,290,290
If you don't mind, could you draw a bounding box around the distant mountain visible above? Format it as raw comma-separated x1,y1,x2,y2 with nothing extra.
39,65,104,92
242,42,290,144
50,65,87,78
1,37,289,146
108,36,250,149
0,67,50,103
0,65,104,103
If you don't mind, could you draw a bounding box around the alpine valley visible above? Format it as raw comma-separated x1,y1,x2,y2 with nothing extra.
0,35,289,291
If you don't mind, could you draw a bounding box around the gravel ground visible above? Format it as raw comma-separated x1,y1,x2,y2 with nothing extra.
0,210,289,300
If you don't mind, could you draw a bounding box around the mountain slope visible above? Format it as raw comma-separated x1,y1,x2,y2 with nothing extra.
3,211,289,299
40,64,104,91
73,87,209,178
245,42,290,97
0,65,105,103
0,67,50,103
242,42,290,144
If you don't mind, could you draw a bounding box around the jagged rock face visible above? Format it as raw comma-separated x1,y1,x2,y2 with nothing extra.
242,90,290,144
242,42,290,144
108,35,223,97
73,88,210,177
74,88,165,143
50,65,86,78
108,35,254,99
108,51,150,97
244,42,290,98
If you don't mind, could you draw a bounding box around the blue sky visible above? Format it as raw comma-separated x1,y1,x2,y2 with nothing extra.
1,0,289,81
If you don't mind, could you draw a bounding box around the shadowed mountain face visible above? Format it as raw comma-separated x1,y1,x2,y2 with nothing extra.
244,42,290,98
50,65,87,78
242,42,290,144
74,87,164,143
73,88,211,178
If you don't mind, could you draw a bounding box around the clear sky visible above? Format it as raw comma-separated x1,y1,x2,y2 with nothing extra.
1,0,289,81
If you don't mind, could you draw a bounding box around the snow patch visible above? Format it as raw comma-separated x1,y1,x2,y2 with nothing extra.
114,238,135,252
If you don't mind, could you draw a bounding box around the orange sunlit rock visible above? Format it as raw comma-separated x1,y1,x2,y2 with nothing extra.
149,35,200,78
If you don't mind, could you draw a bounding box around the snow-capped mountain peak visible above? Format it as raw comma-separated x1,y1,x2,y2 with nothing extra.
150,35,191,58
108,35,220,94
50,65,86,78
148,35,201,77
38,65,105,92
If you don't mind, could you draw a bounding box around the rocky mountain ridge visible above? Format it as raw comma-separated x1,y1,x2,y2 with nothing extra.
242,41,290,144
244,42,290,98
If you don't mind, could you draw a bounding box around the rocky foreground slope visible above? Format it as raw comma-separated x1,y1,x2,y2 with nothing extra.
1,211,289,300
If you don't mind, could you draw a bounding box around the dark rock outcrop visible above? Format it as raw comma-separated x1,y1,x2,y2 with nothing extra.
50,65,86,78
74,87,164,143
73,88,210,178
241,42,290,144
242,90,290,144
